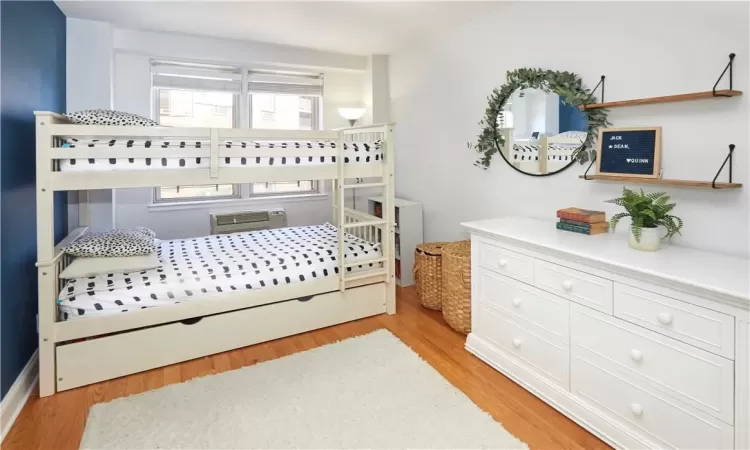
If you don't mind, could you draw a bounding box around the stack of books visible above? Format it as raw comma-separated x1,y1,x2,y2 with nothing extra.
556,208,609,235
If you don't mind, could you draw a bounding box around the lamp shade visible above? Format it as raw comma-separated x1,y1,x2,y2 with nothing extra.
338,107,366,121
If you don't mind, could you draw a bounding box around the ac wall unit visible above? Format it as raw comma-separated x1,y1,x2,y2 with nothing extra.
210,208,287,235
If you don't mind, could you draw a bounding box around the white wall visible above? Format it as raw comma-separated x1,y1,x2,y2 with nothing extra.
364,55,391,124
390,2,750,258
66,18,115,230
66,18,377,238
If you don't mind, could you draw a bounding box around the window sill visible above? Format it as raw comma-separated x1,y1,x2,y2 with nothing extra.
148,192,329,212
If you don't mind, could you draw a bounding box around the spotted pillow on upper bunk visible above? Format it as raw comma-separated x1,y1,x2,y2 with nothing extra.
64,228,158,258
65,110,159,127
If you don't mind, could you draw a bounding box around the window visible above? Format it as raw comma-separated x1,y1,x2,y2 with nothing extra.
249,181,318,197
151,62,323,205
156,184,239,202
250,93,320,130
158,89,236,128
248,71,322,131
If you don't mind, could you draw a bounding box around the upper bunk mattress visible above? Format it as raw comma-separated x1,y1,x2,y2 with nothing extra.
57,223,382,320
58,139,383,171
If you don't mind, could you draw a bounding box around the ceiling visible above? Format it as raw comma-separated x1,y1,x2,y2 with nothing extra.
56,1,498,56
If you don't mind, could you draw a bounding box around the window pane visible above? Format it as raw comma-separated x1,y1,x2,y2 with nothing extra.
158,89,234,128
160,184,236,200
251,181,315,195
251,94,317,130
248,93,318,196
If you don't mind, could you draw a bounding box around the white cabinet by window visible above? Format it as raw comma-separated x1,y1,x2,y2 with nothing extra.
463,217,749,450
368,196,422,286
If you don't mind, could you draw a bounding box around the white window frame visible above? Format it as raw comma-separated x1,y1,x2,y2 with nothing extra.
150,63,323,207
247,180,320,198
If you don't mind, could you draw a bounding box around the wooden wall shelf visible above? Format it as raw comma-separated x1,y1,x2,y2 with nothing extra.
579,174,742,189
580,90,743,110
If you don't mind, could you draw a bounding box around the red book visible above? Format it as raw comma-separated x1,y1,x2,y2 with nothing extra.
556,208,606,224
373,202,383,219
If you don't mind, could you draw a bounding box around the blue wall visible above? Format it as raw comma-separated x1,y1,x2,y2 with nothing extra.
559,99,588,133
1,1,67,400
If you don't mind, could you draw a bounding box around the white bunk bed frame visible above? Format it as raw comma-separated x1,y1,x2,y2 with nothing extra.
34,111,396,396
497,127,583,174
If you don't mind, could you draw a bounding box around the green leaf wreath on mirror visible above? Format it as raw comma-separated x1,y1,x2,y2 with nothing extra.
471,68,611,169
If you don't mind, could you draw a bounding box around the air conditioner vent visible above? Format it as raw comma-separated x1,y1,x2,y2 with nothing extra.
210,209,287,234
216,211,269,226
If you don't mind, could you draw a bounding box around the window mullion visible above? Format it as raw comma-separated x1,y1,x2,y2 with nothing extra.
240,68,250,129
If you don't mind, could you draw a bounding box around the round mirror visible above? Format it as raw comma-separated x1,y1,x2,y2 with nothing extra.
472,69,610,176
499,89,588,175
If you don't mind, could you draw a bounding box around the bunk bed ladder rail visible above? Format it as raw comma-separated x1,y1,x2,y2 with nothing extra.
336,132,346,292
382,125,396,314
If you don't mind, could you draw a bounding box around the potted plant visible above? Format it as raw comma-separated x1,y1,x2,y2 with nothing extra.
605,188,683,251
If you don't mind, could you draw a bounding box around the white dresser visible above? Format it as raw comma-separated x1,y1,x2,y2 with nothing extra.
463,217,749,450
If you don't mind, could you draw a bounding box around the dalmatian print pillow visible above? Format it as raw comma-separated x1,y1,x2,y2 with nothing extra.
64,228,158,257
133,227,156,238
65,110,159,127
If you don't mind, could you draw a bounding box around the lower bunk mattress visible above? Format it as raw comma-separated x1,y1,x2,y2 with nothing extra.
57,223,383,320
59,139,383,171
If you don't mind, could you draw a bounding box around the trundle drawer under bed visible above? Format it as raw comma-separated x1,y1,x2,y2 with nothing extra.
56,283,385,391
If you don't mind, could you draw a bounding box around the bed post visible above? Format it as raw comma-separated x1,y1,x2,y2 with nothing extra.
384,125,396,314
331,179,337,224
35,112,57,397
539,136,549,174
336,132,346,292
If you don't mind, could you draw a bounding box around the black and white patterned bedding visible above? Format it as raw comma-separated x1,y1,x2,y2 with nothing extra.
57,224,382,320
512,143,579,162
58,139,383,171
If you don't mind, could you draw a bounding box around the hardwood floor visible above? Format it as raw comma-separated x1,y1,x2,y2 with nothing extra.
3,287,609,450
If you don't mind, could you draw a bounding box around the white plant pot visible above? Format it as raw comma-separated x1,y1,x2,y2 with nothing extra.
628,226,662,251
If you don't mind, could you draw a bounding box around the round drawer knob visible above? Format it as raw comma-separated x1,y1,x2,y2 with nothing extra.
512,338,522,349
562,280,573,291
630,349,643,363
497,260,508,268
630,403,644,417
511,298,522,307
657,312,673,325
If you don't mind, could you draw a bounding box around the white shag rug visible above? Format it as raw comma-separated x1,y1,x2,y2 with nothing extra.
81,329,526,449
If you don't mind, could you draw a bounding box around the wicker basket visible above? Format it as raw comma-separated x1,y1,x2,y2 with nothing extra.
414,242,451,311
441,240,472,334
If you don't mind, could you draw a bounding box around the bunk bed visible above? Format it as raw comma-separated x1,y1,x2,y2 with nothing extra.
34,112,396,396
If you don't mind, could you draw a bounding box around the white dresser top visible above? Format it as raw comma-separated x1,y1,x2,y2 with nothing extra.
462,217,749,309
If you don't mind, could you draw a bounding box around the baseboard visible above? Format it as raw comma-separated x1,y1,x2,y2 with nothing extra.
0,350,39,442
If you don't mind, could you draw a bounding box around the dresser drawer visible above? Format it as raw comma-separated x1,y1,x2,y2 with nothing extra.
534,260,613,314
614,284,735,359
571,351,734,449
477,241,534,284
476,305,569,388
571,305,734,424
476,268,569,342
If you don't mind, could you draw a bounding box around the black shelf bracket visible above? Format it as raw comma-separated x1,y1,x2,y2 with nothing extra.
712,144,735,188
582,157,596,180
713,53,735,96
584,75,606,107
